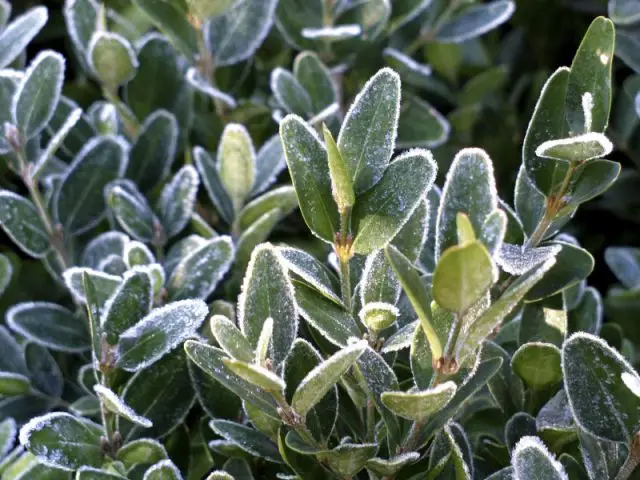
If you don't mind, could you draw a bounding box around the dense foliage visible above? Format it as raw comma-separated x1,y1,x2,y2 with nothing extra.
1,0,640,479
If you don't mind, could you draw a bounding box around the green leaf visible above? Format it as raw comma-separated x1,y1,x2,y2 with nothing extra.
366,453,421,477
324,443,378,477
186,0,234,20
76,467,128,479
19,412,104,470
411,324,433,389
293,51,337,112
518,303,566,347
12,50,64,140
25,342,63,398
33,107,82,179
389,0,432,31
359,303,399,331
436,148,497,257
253,134,286,196
397,94,450,149
116,438,167,467
565,17,615,135
0,417,16,458
55,136,128,235
337,68,400,194
0,190,50,258
158,165,199,239
512,436,567,479
0,372,30,396
271,68,313,117
184,341,278,417
535,132,613,163
436,1,515,43
292,340,367,417
167,236,234,301
210,420,281,463
218,124,256,214
568,159,621,206
205,0,278,66
523,68,570,196
88,32,138,88
562,332,640,443
385,245,442,361
238,244,298,367
0,327,26,376
223,358,285,392
433,241,495,314
64,267,121,308
119,350,195,441
568,286,602,334
276,428,330,480
127,110,178,192
605,247,640,289
456,257,556,363
7,301,89,353
352,149,436,254
279,247,340,304
143,459,183,480
281,114,339,243
209,315,254,363
511,342,562,390
393,197,429,263
526,240,594,302
94,385,152,428
0,255,14,297
132,0,197,59
293,280,360,347
106,183,159,243
480,209,507,256
381,382,456,422
193,146,235,225
116,299,208,372
323,124,355,212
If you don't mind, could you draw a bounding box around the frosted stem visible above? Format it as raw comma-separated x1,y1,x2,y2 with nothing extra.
615,433,640,480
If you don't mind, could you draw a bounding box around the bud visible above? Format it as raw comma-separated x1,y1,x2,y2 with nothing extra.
359,302,399,332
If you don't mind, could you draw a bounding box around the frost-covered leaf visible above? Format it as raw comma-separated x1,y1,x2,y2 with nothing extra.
605,247,640,289
568,286,602,335
106,184,159,243
535,133,613,163
0,253,11,297
119,350,195,441
565,17,615,135
352,149,436,254
81,231,127,269
205,0,278,67
158,165,199,239
63,267,121,307
397,95,450,149
186,67,237,108
235,210,282,269
512,342,562,390
253,134,286,196
167,236,234,301
271,68,313,117
88,32,138,87
0,373,30,396
281,115,338,242
436,0,515,44
0,417,16,458
193,146,234,225
518,303,566,347
19,412,103,470
210,315,253,363
143,459,183,480
433,240,495,314
186,0,234,20
93,385,152,428
116,299,208,372
12,51,64,140
360,302,399,331
365,452,421,477
76,466,128,479
512,436,567,479
436,148,497,258
34,107,82,179
279,247,340,305
7,302,89,353
497,244,561,276
238,244,297,367
185,341,278,418
55,136,128,235
237,186,298,232
125,241,154,267
293,51,337,113
0,6,48,69
562,332,640,443
25,343,62,398
381,382,456,422
127,110,178,192
210,419,282,462
292,340,367,417
101,267,153,345
0,72,20,154
324,124,355,212
218,124,256,214
480,209,507,257
294,280,360,347
393,197,429,263
0,190,50,258
338,68,401,194
361,249,400,306
116,438,167,468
